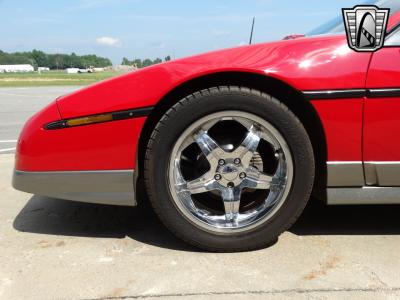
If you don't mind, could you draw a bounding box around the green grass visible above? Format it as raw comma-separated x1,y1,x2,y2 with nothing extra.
0,70,124,87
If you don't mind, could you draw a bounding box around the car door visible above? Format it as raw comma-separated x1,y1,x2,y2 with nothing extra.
364,26,400,186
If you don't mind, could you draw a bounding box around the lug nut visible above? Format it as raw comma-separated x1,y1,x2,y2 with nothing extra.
234,158,241,165
214,174,222,181
239,172,247,179
218,159,225,166
227,182,235,188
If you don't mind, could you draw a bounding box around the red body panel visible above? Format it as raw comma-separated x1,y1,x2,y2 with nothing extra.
57,35,371,119
15,101,146,171
311,99,364,161
363,98,400,161
364,48,400,161
16,24,399,171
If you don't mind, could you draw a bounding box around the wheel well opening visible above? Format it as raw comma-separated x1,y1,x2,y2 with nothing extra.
137,72,327,201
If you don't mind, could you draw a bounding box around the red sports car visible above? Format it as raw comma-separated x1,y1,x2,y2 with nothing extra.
12,1,400,251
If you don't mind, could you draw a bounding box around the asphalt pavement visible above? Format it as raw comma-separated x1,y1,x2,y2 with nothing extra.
1,87,400,299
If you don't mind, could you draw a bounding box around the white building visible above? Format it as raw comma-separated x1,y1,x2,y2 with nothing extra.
0,64,34,73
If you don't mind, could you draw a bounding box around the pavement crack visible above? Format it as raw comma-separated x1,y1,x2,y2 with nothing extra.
82,287,400,300
370,269,389,287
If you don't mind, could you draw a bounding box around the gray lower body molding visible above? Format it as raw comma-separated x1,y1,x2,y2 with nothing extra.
364,162,400,186
13,170,136,206
327,161,364,187
327,161,400,204
327,187,400,205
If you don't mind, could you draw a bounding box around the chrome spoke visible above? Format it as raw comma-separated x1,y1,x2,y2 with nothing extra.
234,118,276,146
168,111,293,233
186,171,219,194
233,125,262,166
221,187,241,223
242,167,273,190
173,158,199,212
194,130,223,164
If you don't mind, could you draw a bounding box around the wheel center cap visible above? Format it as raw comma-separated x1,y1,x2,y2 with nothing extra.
221,164,239,181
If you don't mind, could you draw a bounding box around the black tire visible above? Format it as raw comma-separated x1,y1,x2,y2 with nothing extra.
144,86,315,252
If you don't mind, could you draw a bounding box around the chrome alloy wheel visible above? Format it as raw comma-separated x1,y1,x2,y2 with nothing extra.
168,111,294,234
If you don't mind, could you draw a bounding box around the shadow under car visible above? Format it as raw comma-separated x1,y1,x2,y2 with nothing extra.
13,195,400,252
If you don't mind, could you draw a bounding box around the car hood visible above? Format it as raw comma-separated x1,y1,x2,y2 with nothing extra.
56,33,370,119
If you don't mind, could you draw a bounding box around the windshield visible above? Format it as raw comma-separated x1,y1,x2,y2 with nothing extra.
307,0,400,36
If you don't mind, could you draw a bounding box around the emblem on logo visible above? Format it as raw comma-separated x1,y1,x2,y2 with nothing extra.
342,5,390,52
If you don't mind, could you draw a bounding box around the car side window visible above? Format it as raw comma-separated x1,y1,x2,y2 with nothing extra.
385,27,400,46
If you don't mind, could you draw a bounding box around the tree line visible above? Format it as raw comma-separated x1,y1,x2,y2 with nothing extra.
121,55,171,68
0,49,174,70
0,50,112,69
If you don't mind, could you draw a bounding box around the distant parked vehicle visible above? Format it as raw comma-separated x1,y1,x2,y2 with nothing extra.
38,67,50,73
66,68,94,74
66,68,80,74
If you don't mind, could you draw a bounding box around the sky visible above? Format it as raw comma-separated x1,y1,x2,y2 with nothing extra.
0,0,362,64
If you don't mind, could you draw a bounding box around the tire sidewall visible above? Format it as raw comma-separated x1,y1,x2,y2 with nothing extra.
145,88,314,251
